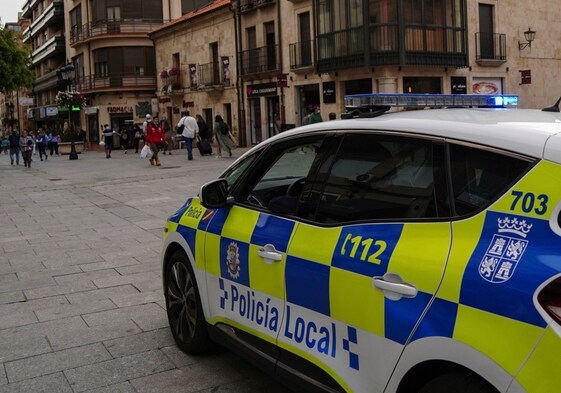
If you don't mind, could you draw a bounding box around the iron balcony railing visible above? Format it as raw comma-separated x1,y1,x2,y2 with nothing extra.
317,23,467,72
197,62,224,87
70,19,166,45
240,44,280,76
289,40,315,69
475,32,506,62
74,72,156,92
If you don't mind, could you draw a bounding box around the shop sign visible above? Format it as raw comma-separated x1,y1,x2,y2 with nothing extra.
451,76,467,94
247,82,277,97
107,106,133,113
520,70,531,85
45,107,58,116
323,81,336,103
277,73,288,88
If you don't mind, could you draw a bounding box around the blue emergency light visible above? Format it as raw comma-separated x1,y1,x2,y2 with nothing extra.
344,93,519,109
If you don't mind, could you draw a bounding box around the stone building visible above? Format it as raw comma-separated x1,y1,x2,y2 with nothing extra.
234,0,561,146
149,0,238,144
20,0,561,147
64,0,213,144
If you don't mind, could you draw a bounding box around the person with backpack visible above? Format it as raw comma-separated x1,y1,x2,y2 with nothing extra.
177,111,198,161
8,129,21,165
213,115,237,158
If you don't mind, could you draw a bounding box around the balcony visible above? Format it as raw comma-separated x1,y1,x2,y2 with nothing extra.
316,24,467,73
31,69,60,94
70,19,166,46
28,0,64,39
240,45,280,77
198,62,225,88
475,32,506,66
236,0,276,14
289,40,314,72
74,72,157,93
31,33,65,65
317,27,364,72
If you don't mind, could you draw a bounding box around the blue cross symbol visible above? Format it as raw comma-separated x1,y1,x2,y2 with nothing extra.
219,278,228,309
342,326,359,370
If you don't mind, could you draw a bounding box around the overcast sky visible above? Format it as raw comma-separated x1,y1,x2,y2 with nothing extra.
1,3,24,26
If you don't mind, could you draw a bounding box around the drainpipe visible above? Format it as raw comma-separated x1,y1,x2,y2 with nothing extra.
233,0,246,147
277,0,285,130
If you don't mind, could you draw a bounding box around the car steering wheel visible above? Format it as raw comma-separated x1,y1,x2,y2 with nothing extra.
286,177,307,197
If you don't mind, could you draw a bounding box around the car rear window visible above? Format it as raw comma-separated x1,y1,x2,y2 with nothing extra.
449,144,532,216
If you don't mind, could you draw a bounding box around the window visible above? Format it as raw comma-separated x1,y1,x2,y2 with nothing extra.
313,134,445,223
449,144,532,216
239,137,327,214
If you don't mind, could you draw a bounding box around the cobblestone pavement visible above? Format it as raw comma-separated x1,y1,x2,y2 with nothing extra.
0,147,294,393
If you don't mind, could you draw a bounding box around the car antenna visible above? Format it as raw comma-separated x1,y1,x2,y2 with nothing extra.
542,97,561,112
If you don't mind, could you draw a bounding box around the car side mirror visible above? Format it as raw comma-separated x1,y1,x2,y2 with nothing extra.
200,178,234,208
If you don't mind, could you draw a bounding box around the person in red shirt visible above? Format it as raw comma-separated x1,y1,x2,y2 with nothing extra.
144,115,166,166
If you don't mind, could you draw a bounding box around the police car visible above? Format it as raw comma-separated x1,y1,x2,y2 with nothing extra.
161,94,561,393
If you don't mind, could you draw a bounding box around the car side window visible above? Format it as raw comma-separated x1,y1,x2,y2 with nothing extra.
221,152,259,190
312,133,445,224
449,144,533,216
240,137,326,214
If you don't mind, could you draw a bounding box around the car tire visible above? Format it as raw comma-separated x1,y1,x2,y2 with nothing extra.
165,250,210,354
418,372,497,393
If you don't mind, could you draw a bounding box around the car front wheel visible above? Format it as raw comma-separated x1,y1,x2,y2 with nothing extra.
165,250,210,354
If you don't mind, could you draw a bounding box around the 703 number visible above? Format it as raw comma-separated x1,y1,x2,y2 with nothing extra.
510,191,548,215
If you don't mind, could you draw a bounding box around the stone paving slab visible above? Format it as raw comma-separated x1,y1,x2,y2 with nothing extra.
4,343,112,383
65,349,175,392
0,149,294,393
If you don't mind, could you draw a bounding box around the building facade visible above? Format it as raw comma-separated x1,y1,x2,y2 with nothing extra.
21,0,67,132
149,0,238,143
17,0,561,147
233,0,561,145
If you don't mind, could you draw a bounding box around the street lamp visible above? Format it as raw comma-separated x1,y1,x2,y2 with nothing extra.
57,63,78,160
7,102,14,132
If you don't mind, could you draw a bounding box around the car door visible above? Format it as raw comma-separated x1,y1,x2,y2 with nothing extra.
276,132,453,392
202,134,332,370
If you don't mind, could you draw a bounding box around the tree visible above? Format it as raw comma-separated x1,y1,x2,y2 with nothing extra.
0,27,35,95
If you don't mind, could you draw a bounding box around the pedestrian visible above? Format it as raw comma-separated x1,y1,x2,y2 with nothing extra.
27,129,37,156
309,106,323,123
36,128,48,161
145,115,166,166
8,129,21,165
20,129,34,168
49,131,60,156
302,109,311,125
196,114,210,140
177,111,198,161
132,123,143,153
329,112,337,120
119,126,129,154
1,136,9,154
102,124,115,158
213,115,237,158
161,117,173,155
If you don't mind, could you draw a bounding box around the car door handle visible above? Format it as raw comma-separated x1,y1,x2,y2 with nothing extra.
257,244,283,264
372,272,418,301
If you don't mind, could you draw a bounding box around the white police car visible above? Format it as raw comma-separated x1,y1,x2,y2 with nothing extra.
162,94,561,393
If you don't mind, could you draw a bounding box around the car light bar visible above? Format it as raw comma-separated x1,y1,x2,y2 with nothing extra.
344,93,519,109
